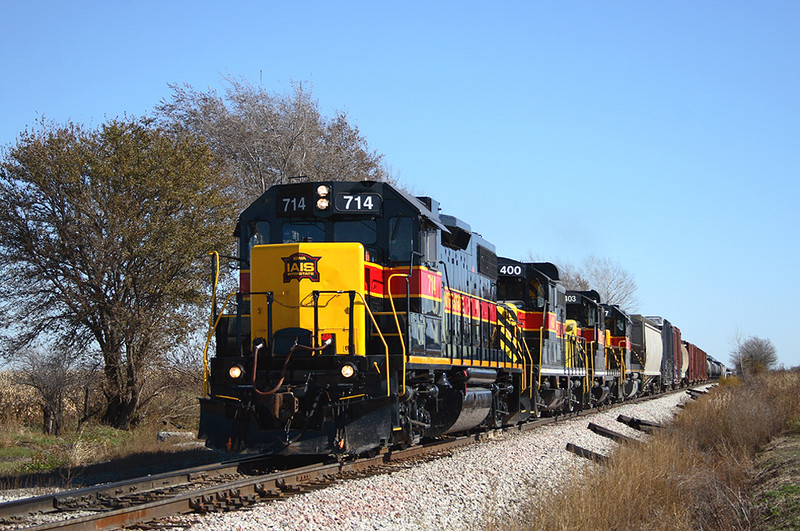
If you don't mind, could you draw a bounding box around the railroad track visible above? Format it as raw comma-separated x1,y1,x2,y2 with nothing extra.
0,385,705,530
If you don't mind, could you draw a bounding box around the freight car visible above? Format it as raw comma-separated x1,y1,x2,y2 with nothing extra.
646,316,683,389
199,180,713,456
707,355,727,379
683,341,708,384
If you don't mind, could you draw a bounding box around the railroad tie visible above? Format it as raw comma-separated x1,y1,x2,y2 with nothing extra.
587,422,639,445
616,414,662,433
565,443,608,464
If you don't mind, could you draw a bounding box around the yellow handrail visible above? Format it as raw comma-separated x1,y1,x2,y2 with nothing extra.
355,292,391,397
538,326,544,391
387,273,409,396
520,331,534,399
202,290,238,397
204,251,220,398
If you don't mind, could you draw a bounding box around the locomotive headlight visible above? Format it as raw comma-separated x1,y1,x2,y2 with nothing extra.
316,185,330,197
228,365,244,380
340,363,356,379
316,197,330,210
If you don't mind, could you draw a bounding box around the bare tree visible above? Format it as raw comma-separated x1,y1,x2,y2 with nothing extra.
545,255,639,312
554,261,591,291
731,335,778,375
582,256,639,311
14,347,82,435
0,117,236,429
157,78,393,207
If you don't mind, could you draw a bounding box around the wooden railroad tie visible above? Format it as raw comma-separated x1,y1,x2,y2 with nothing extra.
616,415,662,433
565,443,608,464
587,422,639,445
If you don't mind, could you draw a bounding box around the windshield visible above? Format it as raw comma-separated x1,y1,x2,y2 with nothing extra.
333,220,377,245
497,277,525,301
282,221,325,243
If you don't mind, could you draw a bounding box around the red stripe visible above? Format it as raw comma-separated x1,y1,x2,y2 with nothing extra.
364,264,442,299
517,310,560,333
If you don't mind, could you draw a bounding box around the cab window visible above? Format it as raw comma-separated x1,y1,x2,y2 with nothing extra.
388,217,414,262
282,221,325,243
248,221,271,250
497,277,524,301
529,279,546,310
421,228,438,263
333,220,378,245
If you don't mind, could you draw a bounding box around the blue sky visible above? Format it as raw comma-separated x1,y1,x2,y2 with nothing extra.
2,1,798,368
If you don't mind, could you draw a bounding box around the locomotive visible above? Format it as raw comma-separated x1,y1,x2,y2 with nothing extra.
199,180,714,456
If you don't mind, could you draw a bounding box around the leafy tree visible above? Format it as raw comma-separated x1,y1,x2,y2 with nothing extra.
730,335,778,375
0,117,236,429
156,78,392,207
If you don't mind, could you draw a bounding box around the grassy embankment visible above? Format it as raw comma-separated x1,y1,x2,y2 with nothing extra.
0,371,206,489
492,372,800,530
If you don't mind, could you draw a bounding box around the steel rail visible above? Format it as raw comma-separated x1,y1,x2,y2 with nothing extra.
14,437,484,531
0,455,274,521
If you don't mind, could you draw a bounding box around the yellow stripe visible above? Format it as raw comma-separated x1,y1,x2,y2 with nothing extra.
407,355,523,370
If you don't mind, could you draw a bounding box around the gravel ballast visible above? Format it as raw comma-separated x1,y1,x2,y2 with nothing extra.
168,390,695,530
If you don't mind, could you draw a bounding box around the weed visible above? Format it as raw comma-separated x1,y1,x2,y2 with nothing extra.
492,373,800,530
23,450,66,472
719,374,742,387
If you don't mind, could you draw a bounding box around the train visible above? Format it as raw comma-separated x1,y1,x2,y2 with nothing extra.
199,180,720,455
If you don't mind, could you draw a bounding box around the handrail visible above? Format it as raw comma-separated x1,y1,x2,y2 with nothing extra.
202,290,238,398
387,272,410,395
204,251,221,397
355,292,391,397
519,326,535,399
497,305,527,392
538,326,544,391
310,290,356,354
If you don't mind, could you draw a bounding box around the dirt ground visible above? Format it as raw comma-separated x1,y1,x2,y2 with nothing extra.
752,434,800,530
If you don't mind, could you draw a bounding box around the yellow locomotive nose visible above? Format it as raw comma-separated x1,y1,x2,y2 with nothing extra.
249,242,367,356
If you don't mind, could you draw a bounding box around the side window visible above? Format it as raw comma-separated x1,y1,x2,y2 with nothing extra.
248,221,271,251
421,228,438,263
529,279,545,309
388,217,414,262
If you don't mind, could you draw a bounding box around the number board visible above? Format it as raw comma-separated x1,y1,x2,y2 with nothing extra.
334,193,381,214
276,188,312,217
498,264,524,277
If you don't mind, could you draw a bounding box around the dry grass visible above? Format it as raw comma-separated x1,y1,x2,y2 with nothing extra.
0,369,203,483
492,373,800,531
0,373,41,432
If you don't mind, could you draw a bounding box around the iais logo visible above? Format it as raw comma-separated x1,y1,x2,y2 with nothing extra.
282,253,321,282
